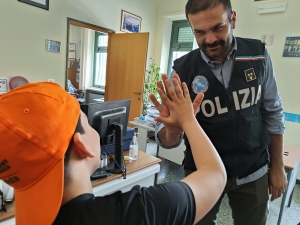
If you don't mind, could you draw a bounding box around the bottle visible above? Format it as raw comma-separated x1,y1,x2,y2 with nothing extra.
129,132,138,160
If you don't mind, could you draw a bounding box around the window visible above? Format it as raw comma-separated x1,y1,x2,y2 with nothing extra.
93,31,108,88
167,20,194,75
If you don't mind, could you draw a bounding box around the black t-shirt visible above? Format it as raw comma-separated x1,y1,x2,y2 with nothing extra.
53,182,195,225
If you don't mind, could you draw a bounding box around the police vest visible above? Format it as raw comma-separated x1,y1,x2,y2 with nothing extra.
173,37,270,178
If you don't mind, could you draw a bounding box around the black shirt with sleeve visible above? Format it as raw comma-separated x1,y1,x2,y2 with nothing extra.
53,182,195,225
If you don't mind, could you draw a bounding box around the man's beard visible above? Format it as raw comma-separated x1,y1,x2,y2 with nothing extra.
199,35,233,60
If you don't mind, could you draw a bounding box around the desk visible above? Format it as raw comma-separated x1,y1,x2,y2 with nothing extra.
277,145,300,225
129,121,155,153
0,151,161,225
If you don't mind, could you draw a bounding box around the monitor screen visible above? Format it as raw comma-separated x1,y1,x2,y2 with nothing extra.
81,99,131,174
81,99,131,141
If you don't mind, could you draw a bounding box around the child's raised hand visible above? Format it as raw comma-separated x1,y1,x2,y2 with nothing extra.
154,77,204,127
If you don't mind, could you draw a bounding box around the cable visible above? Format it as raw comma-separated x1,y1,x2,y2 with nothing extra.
103,146,126,179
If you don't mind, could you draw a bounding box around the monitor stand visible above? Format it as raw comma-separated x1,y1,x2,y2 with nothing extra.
102,123,125,174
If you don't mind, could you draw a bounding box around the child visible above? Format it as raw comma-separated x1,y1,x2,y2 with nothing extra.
0,80,225,225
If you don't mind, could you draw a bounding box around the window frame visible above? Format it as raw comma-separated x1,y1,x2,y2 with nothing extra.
92,31,108,88
167,20,194,75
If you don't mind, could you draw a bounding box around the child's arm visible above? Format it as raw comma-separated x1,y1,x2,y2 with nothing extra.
152,77,226,224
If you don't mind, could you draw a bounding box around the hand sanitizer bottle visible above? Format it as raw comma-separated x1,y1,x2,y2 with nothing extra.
129,132,138,160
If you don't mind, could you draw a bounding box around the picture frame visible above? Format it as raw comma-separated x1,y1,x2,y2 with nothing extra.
18,0,49,10
69,43,76,51
69,51,76,60
120,10,142,33
0,77,9,92
45,39,61,53
282,36,300,57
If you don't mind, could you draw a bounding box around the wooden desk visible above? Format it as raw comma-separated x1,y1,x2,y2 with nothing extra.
0,151,161,225
277,145,300,225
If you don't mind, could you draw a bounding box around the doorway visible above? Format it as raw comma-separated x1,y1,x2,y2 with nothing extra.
65,18,149,123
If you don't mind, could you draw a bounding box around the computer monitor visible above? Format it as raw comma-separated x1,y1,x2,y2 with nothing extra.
81,99,131,174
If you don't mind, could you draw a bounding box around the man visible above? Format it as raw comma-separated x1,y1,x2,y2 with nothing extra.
152,0,286,224
0,81,226,224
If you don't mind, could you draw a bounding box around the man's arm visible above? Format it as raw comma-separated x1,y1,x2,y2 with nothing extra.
268,134,286,201
152,77,226,224
260,48,286,200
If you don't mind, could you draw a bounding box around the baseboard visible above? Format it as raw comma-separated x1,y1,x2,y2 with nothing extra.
297,179,300,185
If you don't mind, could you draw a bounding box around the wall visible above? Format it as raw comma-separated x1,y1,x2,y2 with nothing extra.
154,0,300,147
0,0,157,87
154,0,300,180
69,25,81,60
230,0,300,147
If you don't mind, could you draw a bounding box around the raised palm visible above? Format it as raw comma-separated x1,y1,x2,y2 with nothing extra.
149,74,201,135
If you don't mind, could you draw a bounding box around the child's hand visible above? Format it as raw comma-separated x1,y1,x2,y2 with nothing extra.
154,77,204,127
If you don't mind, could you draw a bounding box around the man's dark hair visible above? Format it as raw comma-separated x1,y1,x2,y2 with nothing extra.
185,0,233,22
64,115,85,183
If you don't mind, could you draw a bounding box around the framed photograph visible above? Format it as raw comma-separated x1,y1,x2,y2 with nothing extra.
282,36,300,57
0,77,9,92
18,0,49,10
120,10,142,33
69,43,76,51
69,51,76,60
45,40,61,53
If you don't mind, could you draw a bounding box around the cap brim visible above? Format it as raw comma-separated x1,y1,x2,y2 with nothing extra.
15,158,64,225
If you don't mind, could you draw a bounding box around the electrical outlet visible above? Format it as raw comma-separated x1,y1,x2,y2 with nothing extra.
47,79,55,82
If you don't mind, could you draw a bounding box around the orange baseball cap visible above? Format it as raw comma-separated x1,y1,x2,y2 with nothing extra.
0,82,80,224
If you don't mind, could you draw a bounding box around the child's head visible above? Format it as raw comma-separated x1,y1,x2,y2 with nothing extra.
0,82,99,224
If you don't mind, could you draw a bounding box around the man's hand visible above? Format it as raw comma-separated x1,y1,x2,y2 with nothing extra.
269,167,287,201
268,134,287,201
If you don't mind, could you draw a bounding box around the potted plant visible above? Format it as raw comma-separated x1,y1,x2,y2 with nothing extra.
142,58,161,117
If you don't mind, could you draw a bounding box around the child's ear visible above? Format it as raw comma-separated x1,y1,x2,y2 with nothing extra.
72,133,95,158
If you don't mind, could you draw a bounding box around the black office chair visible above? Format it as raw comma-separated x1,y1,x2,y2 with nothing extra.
67,80,86,104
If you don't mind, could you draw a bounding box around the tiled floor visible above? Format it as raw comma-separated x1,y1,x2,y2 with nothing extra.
146,139,300,225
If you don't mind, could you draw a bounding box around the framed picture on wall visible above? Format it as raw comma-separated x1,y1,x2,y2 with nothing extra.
120,10,142,33
18,0,49,10
45,40,61,53
0,77,9,92
69,43,76,51
282,36,300,57
69,51,76,60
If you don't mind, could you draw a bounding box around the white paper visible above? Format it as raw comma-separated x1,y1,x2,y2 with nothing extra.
69,52,76,59
261,34,274,46
31,0,46,5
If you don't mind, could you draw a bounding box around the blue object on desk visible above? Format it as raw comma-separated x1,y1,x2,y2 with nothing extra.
101,127,135,154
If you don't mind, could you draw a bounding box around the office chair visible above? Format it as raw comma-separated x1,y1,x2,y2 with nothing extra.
67,79,86,104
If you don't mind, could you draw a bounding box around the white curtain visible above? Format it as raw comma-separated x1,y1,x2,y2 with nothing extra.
80,28,95,91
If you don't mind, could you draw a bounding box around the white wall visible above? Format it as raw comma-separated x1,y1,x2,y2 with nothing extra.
154,0,300,146
0,0,157,87
69,25,81,60
230,0,300,148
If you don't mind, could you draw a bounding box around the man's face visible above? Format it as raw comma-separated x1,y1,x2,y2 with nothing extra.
80,111,101,170
188,4,236,62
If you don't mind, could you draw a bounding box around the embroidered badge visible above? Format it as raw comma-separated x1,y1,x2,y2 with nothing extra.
192,76,209,94
244,68,257,82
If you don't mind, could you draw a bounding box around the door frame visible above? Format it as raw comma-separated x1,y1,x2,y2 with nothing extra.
65,18,115,91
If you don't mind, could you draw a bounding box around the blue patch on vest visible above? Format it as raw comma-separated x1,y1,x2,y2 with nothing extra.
192,76,209,94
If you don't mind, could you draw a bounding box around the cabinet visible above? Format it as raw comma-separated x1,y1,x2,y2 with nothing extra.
86,88,104,104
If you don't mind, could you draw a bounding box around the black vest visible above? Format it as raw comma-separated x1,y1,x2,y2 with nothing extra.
173,37,270,178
